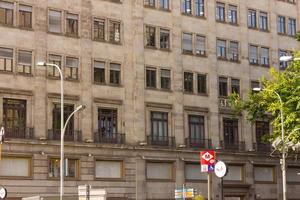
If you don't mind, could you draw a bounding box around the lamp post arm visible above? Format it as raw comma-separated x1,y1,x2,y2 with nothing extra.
62,106,84,134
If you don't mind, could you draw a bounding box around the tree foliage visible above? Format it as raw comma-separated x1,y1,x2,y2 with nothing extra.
229,52,300,144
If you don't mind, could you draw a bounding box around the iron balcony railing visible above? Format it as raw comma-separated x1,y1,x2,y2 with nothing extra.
94,132,125,144
185,138,212,149
253,143,271,152
147,135,175,147
48,129,82,142
2,126,34,139
220,140,245,151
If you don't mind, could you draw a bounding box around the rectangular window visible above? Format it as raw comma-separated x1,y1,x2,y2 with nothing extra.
248,9,257,28
160,69,171,90
0,1,13,26
66,13,78,36
146,162,173,180
249,45,258,64
184,72,193,93
151,111,168,139
65,57,79,80
160,29,170,49
95,160,123,179
259,12,268,31
195,35,205,55
188,115,205,145
217,39,226,59
49,158,79,178
19,5,32,28
251,81,260,90
160,0,169,10
0,47,13,72
228,5,237,24
144,0,155,7
231,79,240,94
17,50,32,74
223,165,243,181
228,41,239,61
48,54,62,77
3,98,27,138
98,108,118,135
93,18,105,41
223,118,239,147
261,47,269,66
181,0,192,15
287,167,300,182
256,121,269,144
185,163,207,181
277,16,286,34
145,26,156,47
279,49,291,70
109,63,121,85
219,77,228,96
94,60,105,83
195,0,204,17
288,18,296,36
216,2,225,21
48,10,62,33
52,104,74,140
182,33,193,54
197,74,206,94
109,20,121,43
146,67,156,88
254,166,275,182
0,157,31,177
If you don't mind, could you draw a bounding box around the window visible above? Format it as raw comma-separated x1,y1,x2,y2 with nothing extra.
3,98,27,138
259,12,268,31
17,50,32,74
217,39,226,59
0,47,13,72
48,54,62,77
65,57,79,80
182,0,192,15
182,33,193,53
278,16,286,34
94,60,105,83
98,109,117,134
216,2,225,22
254,166,275,182
19,5,32,28
231,79,240,94
184,72,193,93
0,157,31,177
248,9,257,28
66,13,78,36
251,81,260,90
279,49,291,70
223,165,243,181
52,104,74,139
160,0,169,10
288,18,296,36
95,160,123,179
197,74,206,94
144,0,155,7
249,45,258,64
49,158,78,178
188,115,205,144
145,26,156,47
48,10,62,33
146,67,156,88
151,111,168,140
228,41,239,61
185,163,207,181
195,35,205,55
195,0,204,17
219,77,227,96
223,118,239,147
228,5,237,24
0,1,13,26
146,162,173,180
109,20,121,43
160,69,171,90
109,63,121,85
93,18,105,41
287,167,300,182
160,29,170,49
261,47,269,66
256,121,269,144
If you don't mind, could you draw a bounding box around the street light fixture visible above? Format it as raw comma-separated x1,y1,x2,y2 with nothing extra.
279,55,300,62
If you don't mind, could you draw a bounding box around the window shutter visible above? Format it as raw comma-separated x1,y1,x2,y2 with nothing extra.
0,47,13,58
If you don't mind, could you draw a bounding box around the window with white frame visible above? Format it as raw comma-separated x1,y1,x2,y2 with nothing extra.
182,33,193,53
195,35,205,55
146,162,173,180
0,157,31,177
228,5,237,24
249,45,259,64
95,160,123,179
254,166,275,182
181,0,192,15
216,39,226,59
17,50,32,74
0,47,13,72
248,9,257,28
288,18,296,36
195,0,204,17
216,2,225,22
259,12,268,31
277,16,286,34
260,47,269,66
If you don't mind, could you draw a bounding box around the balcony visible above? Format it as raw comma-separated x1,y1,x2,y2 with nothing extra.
48,129,82,142
185,138,212,149
253,143,271,152
220,141,245,151
3,126,34,139
94,132,125,144
147,135,175,147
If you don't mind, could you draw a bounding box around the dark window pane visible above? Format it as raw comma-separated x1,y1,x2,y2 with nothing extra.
161,69,171,90
146,68,156,88
197,74,206,94
219,77,228,96
184,72,193,93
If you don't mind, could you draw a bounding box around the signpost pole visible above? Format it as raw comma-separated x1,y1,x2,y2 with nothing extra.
182,184,185,200
207,173,212,200
221,177,224,200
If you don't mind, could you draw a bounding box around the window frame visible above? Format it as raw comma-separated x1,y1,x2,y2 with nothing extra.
108,19,121,44
93,17,106,41
185,162,207,182
65,12,79,37
48,9,63,34
0,1,14,26
146,161,175,181
146,67,157,89
18,4,33,29
254,165,277,184
48,157,80,180
109,62,121,85
0,46,14,72
65,56,79,80
94,159,124,180
184,71,194,93
93,59,106,84
0,155,32,179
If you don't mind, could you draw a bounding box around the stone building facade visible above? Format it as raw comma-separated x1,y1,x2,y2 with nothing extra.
0,0,299,199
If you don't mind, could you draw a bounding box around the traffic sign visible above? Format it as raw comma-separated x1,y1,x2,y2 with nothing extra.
214,161,228,178
0,186,7,199
200,151,216,172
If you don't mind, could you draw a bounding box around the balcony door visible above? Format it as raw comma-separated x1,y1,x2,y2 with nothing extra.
52,104,74,140
151,111,168,142
188,115,205,146
223,118,238,147
98,108,117,135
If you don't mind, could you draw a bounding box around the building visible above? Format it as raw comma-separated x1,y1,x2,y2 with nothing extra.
0,0,299,199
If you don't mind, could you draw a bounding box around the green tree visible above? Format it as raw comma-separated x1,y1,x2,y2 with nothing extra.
229,52,300,145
